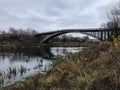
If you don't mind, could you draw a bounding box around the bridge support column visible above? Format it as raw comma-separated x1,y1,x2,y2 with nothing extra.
107,30,110,41
111,29,114,36
104,31,107,41
100,31,103,40
97,32,100,38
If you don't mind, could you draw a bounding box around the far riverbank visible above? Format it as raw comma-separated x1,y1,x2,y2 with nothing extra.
0,41,99,52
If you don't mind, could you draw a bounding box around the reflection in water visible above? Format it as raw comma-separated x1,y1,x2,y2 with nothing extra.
18,46,54,59
50,47,84,55
0,55,52,87
0,46,83,87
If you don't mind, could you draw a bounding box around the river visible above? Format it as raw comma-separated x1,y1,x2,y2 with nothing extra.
0,46,84,87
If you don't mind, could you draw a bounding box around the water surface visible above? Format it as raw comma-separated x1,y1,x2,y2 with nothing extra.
0,46,83,87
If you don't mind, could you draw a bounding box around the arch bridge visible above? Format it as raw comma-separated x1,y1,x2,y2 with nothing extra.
34,28,120,43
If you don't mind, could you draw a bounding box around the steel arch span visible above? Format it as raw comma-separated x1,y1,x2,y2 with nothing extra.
41,31,100,43
34,28,120,43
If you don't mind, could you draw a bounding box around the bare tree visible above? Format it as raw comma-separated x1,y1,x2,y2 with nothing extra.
9,27,18,36
107,3,120,36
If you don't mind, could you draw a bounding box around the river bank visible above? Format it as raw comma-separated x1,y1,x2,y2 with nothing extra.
1,41,120,90
0,41,99,52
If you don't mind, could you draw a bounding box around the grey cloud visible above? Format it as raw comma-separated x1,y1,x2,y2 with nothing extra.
0,0,119,32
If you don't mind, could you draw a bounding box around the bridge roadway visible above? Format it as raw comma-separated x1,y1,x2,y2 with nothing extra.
35,28,111,36
34,28,120,43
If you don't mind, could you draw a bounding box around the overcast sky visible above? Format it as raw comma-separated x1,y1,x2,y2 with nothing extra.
0,0,119,32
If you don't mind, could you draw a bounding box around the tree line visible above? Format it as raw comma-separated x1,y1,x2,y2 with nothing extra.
0,27,38,43
102,3,120,37
50,34,89,43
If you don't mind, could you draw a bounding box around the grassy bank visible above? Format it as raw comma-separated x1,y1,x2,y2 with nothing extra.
1,41,120,90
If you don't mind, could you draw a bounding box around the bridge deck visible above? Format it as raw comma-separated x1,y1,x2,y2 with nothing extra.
35,28,114,36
